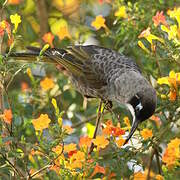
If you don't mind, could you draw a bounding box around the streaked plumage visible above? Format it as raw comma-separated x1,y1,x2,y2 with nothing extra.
10,45,157,144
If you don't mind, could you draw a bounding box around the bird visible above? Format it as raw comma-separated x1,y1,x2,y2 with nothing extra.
9,45,157,144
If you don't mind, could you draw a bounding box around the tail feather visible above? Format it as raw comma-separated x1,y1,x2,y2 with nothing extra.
8,46,89,76
9,50,54,64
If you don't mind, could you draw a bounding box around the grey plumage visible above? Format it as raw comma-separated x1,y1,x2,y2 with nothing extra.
9,45,157,144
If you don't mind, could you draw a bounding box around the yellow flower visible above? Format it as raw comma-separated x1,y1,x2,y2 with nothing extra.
114,6,127,18
138,27,164,51
123,116,131,128
32,114,51,132
26,68,32,78
40,77,55,91
57,26,71,40
138,40,150,53
64,143,77,153
167,7,180,27
63,125,73,134
140,129,153,140
92,135,109,150
157,71,180,101
10,13,21,33
161,25,178,40
52,144,63,155
91,15,106,30
51,98,58,110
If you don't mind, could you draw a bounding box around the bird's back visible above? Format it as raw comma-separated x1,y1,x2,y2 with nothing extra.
52,45,143,102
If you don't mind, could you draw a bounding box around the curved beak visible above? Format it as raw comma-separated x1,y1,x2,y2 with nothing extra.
123,118,140,145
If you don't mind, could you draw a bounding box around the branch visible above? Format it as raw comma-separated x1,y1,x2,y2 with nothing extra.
0,153,25,178
28,141,64,179
147,148,155,180
36,0,48,40
72,106,117,128
89,100,103,154
154,147,162,174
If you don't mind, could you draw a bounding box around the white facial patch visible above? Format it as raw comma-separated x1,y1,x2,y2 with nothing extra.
126,104,136,124
136,103,143,111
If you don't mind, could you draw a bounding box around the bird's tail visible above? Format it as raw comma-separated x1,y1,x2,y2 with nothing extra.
8,46,88,76
8,46,55,64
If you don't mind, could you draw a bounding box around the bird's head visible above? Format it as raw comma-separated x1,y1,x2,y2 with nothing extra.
124,87,157,145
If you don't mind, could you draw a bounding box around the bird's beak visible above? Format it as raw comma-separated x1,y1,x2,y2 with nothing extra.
123,118,140,145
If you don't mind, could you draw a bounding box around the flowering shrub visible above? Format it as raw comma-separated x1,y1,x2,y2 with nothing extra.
0,0,179,179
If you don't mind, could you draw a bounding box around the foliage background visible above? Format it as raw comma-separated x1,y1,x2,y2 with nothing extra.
0,0,180,179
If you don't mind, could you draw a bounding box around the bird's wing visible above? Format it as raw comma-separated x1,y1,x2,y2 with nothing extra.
43,46,107,89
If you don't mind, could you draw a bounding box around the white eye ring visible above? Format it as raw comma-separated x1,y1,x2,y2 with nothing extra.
136,103,143,111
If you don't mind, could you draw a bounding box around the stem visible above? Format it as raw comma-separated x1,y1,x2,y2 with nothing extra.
147,148,155,180
89,100,103,154
154,148,162,175
0,153,25,178
28,141,64,179
36,0,48,41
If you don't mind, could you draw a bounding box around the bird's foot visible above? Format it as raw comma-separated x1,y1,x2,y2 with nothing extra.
104,101,113,111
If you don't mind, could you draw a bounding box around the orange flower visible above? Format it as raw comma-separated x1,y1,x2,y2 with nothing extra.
162,138,180,168
156,175,164,180
150,115,161,126
168,90,176,101
133,172,146,180
140,129,153,140
79,136,92,148
157,71,180,101
32,114,51,131
57,26,71,40
152,11,167,27
3,109,13,124
133,169,159,180
90,163,106,178
68,151,86,169
116,138,125,148
63,125,73,134
103,120,125,137
0,20,11,38
64,143,77,153
42,32,54,47
52,144,63,155
21,82,29,92
8,0,20,5
91,15,106,30
98,0,111,4
92,135,109,150
40,77,55,91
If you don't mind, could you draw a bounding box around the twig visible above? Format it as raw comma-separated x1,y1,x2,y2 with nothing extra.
147,148,155,180
154,147,162,175
28,141,64,179
72,106,117,128
154,52,162,77
6,64,26,91
36,0,48,41
89,100,103,154
0,153,25,178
